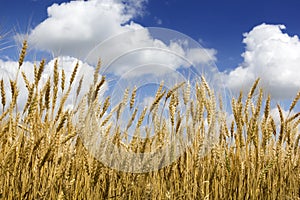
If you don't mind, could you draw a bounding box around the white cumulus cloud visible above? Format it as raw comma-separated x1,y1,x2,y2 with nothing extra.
19,0,216,78
225,23,300,99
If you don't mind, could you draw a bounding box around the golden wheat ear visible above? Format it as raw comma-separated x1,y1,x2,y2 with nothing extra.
289,91,300,113
0,79,6,111
18,40,27,68
129,86,137,110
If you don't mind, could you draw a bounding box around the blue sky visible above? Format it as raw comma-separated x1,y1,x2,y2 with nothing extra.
0,0,300,111
1,0,300,70
140,0,300,70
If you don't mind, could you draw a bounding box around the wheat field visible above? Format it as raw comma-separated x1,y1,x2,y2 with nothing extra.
0,41,299,199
